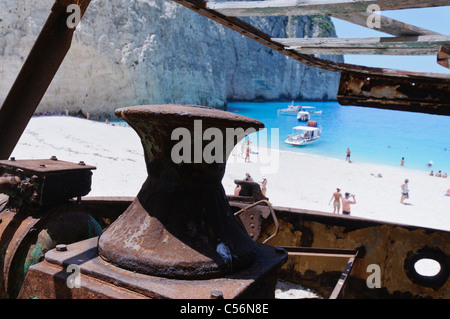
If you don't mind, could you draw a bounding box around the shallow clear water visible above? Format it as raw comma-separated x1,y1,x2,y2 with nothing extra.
227,101,450,174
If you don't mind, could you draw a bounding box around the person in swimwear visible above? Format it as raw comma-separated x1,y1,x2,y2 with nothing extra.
329,188,342,214
400,179,409,204
342,193,356,215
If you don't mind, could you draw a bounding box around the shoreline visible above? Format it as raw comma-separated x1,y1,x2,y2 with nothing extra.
10,115,450,232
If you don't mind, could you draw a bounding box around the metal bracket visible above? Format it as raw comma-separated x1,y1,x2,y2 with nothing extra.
281,246,359,299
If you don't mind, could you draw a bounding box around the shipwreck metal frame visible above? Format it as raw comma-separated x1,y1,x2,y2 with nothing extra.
281,247,359,299
233,199,359,299
0,0,450,299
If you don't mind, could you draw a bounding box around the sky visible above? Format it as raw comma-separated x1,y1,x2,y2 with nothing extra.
330,7,450,74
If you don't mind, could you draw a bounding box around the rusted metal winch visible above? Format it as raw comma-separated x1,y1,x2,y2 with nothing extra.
99,105,263,279
19,105,288,299
0,158,102,298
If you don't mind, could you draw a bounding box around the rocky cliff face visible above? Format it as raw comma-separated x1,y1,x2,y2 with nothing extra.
0,0,343,117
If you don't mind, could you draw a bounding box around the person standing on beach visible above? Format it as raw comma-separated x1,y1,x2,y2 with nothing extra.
400,179,409,204
346,148,351,162
245,139,251,162
260,176,267,197
328,188,342,214
342,193,356,215
401,157,405,166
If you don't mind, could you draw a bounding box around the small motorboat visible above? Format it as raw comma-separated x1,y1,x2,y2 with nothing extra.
297,111,310,122
285,121,322,146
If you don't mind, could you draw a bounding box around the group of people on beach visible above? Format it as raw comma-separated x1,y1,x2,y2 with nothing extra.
329,188,356,215
429,170,447,178
240,138,252,163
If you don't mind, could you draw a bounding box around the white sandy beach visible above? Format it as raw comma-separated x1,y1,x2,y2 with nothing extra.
10,115,450,232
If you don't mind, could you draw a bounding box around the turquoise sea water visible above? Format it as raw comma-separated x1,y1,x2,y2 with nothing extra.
227,101,450,174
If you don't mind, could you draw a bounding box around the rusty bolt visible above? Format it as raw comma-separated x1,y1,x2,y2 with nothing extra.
78,161,86,166
9,157,15,161
50,155,58,161
39,164,46,168
56,244,68,252
210,290,224,299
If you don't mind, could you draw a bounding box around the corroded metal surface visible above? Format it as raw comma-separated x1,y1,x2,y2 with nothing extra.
258,206,450,299
98,105,265,279
19,237,288,299
0,204,102,298
0,158,101,298
337,71,450,115
0,158,96,205
438,45,450,69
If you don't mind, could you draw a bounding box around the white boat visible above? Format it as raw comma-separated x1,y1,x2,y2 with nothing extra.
300,105,322,115
278,101,302,115
285,123,322,146
297,110,310,122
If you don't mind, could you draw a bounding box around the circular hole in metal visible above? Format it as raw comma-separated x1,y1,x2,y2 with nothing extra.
404,248,449,289
414,258,441,277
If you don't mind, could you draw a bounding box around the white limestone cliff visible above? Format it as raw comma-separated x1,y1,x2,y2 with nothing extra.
0,0,343,118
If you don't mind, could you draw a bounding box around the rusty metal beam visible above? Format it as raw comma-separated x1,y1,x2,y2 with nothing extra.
280,246,359,299
275,35,450,56
329,253,357,299
281,246,359,258
337,71,450,114
206,0,450,17
438,45,450,69
261,206,450,298
174,0,450,115
0,0,91,160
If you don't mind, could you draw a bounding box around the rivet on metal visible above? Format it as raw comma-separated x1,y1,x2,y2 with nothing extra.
50,156,58,161
56,244,68,252
78,161,86,166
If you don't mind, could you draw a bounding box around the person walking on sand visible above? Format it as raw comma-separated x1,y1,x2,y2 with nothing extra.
400,179,409,204
346,148,351,162
260,176,267,197
245,144,251,162
342,193,356,215
328,188,342,214
401,157,405,166
245,139,251,162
